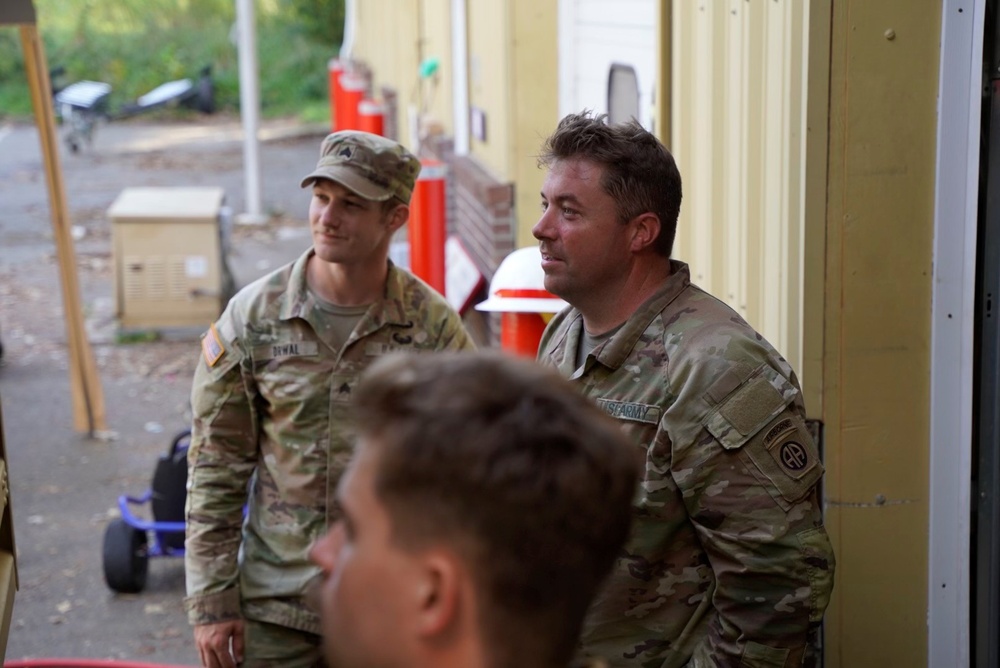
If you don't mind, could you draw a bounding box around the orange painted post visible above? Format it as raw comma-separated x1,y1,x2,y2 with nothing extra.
328,59,344,132
474,247,568,357
500,312,549,357
358,99,385,136
408,161,447,294
337,72,365,131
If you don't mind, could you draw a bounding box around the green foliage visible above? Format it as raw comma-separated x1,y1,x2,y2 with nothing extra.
0,31,24,81
286,0,345,48
0,32,31,116
115,330,160,345
0,0,344,121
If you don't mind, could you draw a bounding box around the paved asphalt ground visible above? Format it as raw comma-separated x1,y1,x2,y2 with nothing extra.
0,113,328,663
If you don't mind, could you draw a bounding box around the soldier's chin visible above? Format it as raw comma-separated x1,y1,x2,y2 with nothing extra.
543,277,569,300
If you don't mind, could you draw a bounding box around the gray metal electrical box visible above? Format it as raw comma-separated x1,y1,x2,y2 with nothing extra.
108,187,228,330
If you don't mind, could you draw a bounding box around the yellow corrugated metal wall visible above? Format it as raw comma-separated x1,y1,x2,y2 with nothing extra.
669,2,940,664
670,0,809,377
348,1,557,250
350,0,456,151
351,1,421,145
420,0,455,137
467,0,512,177
510,0,558,246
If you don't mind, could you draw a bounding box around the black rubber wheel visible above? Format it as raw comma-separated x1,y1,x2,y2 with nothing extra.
102,518,148,593
195,77,215,114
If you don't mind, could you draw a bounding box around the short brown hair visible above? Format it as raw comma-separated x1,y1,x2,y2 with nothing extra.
539,111,683,257
353,352,638,668
380,195,405,217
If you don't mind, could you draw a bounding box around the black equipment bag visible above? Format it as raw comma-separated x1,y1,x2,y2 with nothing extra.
150,429,190,551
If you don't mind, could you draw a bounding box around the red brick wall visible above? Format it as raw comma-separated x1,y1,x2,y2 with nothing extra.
423,136,514,347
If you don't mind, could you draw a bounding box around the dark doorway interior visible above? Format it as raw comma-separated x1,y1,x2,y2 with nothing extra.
974,1,1000,665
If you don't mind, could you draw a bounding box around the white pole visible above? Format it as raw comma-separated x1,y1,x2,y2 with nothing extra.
235,0,267,225
340,0,356,61
450,0,469,155
928,0,984,664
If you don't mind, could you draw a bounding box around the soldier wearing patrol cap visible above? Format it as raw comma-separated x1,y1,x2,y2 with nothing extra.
533,112,836,667
184,131,474,668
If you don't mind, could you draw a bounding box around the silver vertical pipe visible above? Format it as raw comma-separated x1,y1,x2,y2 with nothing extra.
235,0,266,224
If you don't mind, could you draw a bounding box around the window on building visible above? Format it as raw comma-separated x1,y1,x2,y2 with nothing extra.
607,63,640,125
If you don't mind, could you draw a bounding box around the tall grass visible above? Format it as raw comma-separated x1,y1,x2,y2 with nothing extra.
0,0,339,121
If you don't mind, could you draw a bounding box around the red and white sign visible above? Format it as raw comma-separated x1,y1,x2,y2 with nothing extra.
445,235,484,314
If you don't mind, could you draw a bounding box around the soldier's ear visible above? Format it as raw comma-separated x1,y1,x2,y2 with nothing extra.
629,212,661,253
386,203,409,232
413,549,463,638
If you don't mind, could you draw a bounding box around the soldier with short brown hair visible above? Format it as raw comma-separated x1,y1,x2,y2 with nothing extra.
309,351,639,668
533,111,835,667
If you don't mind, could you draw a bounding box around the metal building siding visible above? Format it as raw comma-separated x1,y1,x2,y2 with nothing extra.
352,0,421,145
420,0,456,137
670,0,810,374
466,0,512,178
511,0,559,246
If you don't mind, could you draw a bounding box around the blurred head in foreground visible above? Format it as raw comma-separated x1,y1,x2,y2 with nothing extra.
309,351,638,668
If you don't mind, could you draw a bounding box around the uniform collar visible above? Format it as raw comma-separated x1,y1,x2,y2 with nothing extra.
555,260,691,376
279,249,413,329
594,260,691,369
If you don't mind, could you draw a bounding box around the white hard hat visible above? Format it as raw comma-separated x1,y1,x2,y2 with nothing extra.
475,246,568,314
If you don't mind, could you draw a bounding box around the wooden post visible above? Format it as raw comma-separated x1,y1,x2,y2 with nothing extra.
17,24,107,435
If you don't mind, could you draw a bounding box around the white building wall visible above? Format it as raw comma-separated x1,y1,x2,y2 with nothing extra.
558,0,656,129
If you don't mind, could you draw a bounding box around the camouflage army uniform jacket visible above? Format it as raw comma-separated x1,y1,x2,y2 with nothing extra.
185,250,474,633
538,261,835,668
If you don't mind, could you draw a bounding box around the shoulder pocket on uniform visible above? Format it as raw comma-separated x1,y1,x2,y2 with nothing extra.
741,412,823,508
199,320,241,380
703,364,791,451
200,344,240,382
703,365,822,508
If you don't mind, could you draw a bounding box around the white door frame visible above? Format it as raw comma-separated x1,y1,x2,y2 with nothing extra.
928,1,985,665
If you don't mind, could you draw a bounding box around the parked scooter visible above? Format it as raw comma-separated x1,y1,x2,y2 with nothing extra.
50,66,111,154
116,65,216,119
50,65,216,153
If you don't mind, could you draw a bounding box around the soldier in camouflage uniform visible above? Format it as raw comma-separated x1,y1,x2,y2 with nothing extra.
185,131,475,668
532,112,835,667
308,351,638,668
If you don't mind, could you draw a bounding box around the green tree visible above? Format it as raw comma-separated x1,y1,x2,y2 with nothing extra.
286,0,344,49
0,0,344,121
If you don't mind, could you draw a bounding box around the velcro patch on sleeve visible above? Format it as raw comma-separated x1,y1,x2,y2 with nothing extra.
704,365,792,450
201,323,226,367
720,375,786,436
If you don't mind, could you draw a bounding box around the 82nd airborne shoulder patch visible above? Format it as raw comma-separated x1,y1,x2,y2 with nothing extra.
762,416,816,480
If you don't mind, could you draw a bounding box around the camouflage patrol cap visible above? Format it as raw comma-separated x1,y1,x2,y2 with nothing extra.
300,131,422,203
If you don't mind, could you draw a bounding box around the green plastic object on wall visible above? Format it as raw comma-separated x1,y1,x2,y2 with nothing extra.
419,57,440,79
